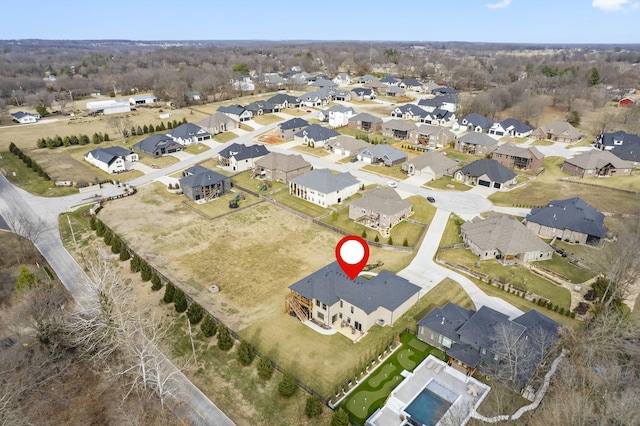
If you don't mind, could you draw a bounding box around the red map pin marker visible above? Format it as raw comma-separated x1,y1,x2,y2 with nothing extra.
335,236,370,280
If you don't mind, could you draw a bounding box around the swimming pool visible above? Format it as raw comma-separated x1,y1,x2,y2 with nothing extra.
404,380,459,426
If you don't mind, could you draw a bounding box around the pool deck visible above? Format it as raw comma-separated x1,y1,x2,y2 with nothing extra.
366,355,490,426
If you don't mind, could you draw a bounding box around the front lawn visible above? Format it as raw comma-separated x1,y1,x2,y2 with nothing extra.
362,164,408,180
213,132,238,143
406,195,436,224
439,214,464,246
251,114,283,126
138,153,179,168
290,145,331,157
230,170,286,192
183,143,211,154
424,176,471,191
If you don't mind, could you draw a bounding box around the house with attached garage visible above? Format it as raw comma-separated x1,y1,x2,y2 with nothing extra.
409,124,456,149
350,87,376,101
348,188,412,236
594,130,640,151
253,152,311,183
561,149,632,178
294,124,340,148
166,123,211,146
455,132,498,155
381,119,417,141
325,135,371,156
401,151,458,180
533,120,584,143
217,104,253,122
432,87,458,95
525,197,608,245
133,134,183,158
489,118,534,138
286,262,421,334
356,74,377,84
399,77,424,92
84,146,138,174
461,212,553,264
391,104,429,121
179,165,231,202
459,113,494,133
279,117,309,140
333,72,352,86
348,112,383,132
454,159,517,190
267,93,301,109
417,302,560,381
299,89,331,107
491,143,544,172
421,108,457,127
357,145,408,166
610,141,640,166
380,76,400,86
11,111,39,124
289,169,359,207
198,112,239,135
245,100,279,116
318,105,355,128
217,143,270,172
383,86,406,97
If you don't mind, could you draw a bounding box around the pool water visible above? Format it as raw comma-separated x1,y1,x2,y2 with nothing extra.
404,381,459,426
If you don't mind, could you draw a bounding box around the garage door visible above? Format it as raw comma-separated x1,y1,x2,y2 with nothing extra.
478,180,491,187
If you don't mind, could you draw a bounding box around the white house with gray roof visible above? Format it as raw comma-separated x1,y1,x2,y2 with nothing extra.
198,112,239,135
286,262,421,333
318,105,355,128
84,146,137,174
289,169,359,207
349,188,412,236
358,145,408,166
294,124,340,148
325,135,371,156
167,123,211,146
217,104,252,122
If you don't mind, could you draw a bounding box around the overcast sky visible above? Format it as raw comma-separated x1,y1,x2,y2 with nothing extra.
2,0,639,44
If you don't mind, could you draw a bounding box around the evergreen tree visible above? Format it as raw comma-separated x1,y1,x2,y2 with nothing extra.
89,215,97,230
257,357,274,380
140,260,152,281
186,301,204,324
103,231,113,246
173,288,187,313
36,138,47,148
374,235,379,242
130,254,141,273
110,237,121,254
167,121,173,129
566,110,581,126
163,281,175,303
305,395,323,418
9,142,16,153
136,126,143,135
155,124,162,132
182,117,187,124
403,238,409,247
103,133,110,141
588,67,601,86
149,123,155,133
130,126,137,136
217,325,233,350
119,244,130,261
330,408,350,426
92,133,101,144
361,229,367,238
387,236,393,245
151,273,162,291
201,315,217,337
172,119,178,128
236,341,254,366
278,372,297,398
143,124,149,134
159,122,166,131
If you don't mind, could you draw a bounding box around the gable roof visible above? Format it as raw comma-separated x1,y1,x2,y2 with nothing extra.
349,112,383,123
180,166,228,188
359,144,407,162
133,134,178,153
597,130,640,148
462,113,494,130
280,117,309,130
245,100,277,112
326,135,371,153
167,123,210,139
458,159,517,183
538,121,584,139
611,141,640,162
383,119,417,132
512,309,561,337
433,87,458,94
494,143,544,160
526,197,608,238
198,112,238,128
254,152,310,172
351,87,375,97
267,93,300,105
350,188,412,217
357,74,377,83
404,151,458,175
218,143,269,161
294,124,340,141
321,105,355,115
458,132,499,147
458,306,526,353
85,148,119,165
380,76,400,84
217,104,246,116
401,77,423,87
417,302,475,340
12,111,37,120
289,169,358,193
395,104,428,117
498,118,533,134
289,262,420,314
564,149,633,170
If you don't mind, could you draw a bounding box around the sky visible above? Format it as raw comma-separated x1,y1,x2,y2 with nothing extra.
2,0,640,44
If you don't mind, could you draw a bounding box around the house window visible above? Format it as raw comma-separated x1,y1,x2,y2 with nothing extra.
339,313,343,319
481,348,487,355
340,301,343,308
315,300,320,307
317,312,325,320
430,331,435,340
322,303,327,310
438,335,452,349
351,306,354,314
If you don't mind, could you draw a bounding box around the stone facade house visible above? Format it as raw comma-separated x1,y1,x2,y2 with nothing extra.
348,188,412,236
455,133,498,156
491,143,544,171
179,165,231,201
253,152,311,183
561,150,632,178
401,151,458,180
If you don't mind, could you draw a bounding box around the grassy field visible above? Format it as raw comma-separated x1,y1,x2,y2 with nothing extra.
536,254,598,284
213,132,239,143
268,189,330,218
438,214,464,247
362,164,408,180
424,176,471,191
183,143,211,154
138,153,180,168
251,114,284,126
185,191,262,217
290,145,331,157
230,170,286,192
0,151,78,196
406,195,437,224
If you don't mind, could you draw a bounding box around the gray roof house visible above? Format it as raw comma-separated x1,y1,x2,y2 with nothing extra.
318,105,356,128
489,118,534,138
357,74,377,84
133,134,184,158
561,149,633,178
357,145,408,166
267,93,301,109
245,100,279,115
350,87,376,101
286,262,421,333
218,143,270,172
461,212,553,264
399,78,424,91
348,188,412,236
289,169,359,207
198,112,239,135
381,119,417,140
294,124,340,148
454,132,499,156
325,135,371,156
594,130,640,151
391,104,429,121
167,123,211,146
253,152,311,183
348,112,383,132
459,113,494,133
402,151,458,180
217,104,252,122
84,147,134,174
417,302,561,383
533,121,585,143
279,117,309,140
408,124,456,149
526,197,608,245
492,143,545,171
454,159,517,190
179,165,232,202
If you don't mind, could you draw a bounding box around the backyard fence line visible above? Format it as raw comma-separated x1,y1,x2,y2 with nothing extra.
560,177,640,194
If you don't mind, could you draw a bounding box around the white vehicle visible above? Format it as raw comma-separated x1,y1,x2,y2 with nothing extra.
386,181,397,188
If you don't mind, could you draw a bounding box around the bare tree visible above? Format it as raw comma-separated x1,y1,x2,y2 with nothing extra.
2,207,48,261
107,115,134,141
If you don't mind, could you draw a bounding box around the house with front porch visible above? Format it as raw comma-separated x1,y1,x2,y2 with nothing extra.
279,117,309,140
218,143,270,172
408,124,456,149
347,112,383,132
454,159,517,190
11,111,39,124
167,123,211,146
399,77,424,92
561,149,632,178
179,165,232,201
217,104,253,122
489,118,533,138
350,87,376,101
421,109,456,127
349,188,412,236
533,121,584,143
391,104,429,121
286,262,421,334
326,135,371,156
318,105,355,128
267,93,301,109
357,145,408,166
401,151,458,180
459,113,494,133
133,134,183,158
381,119,417,141
455,133,498,155
198,112,239,135
289,169,359,207
84,146,137,174
253,152,311,183
294,124,340,148
491,143,544,171
245,100,279,116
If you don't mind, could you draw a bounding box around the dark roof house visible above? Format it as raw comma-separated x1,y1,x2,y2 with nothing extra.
454,159,517,190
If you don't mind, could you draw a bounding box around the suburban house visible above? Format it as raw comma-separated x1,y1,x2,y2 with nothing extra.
357,145,408,166
299,89,330,107
232,75,255,92
380,76,400,86
525,197,608,245
167,123,211,145
491,143,545,171
610,141,640,165
347,112,383,132
461,212,553,264
455,132,499,155
399,78,424,91
267,93,301,109
318,105,355,128
286,262,421,334
333,72,352,86
217,104,253,122
129,94,156,105
294,124,340,148
84,146,138,174
561,149,633,178
245,100,279,115
331,89,352,102
11,111,39,124
391,104,428,121
261,73,285,88
383,86,406,97
382,119,417,140
218,143,270,172
460,113,494,133
533,121,584,143
419,94,457,112
326,135,371,156
350,87,376,101
279,117,309,140
133,134,184,158
253,152,311,183
348,188,412,236
417,302,561,381
619,96,637,107
489,118,534,138
432,87,458,95
408,124,456,149
454,159,517,190
179,165,232,202
594,130,640,151
289,169,359,207
185,91,201,101
421,109,457,127
198,112,239,135
402,151,458,180
357,74,377,84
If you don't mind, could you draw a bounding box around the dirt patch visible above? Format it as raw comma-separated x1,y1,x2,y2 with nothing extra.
257,127,285,144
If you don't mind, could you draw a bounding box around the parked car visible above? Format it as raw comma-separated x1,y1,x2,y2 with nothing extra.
386,181,397,188
426,196,436,203
349,157,358,163
554,247,567,257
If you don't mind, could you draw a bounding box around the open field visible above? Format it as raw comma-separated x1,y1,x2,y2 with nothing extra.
251,114,283,126
0,151,78,196
268,189,330,218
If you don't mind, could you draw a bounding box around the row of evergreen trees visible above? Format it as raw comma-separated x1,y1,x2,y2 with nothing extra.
36,132,111,149
8,142,51,181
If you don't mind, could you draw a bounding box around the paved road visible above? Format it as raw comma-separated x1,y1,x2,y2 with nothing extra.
0,174,235,426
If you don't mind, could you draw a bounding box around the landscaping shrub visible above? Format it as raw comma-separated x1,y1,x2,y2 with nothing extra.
305,395,323,418
110,237,121,254
330,408,350,426
361,229,367,238
387,236,393,245
103,231,113,246
140,261,152,282
374,235,379,242
257,357,274,380
150,273,162,291
217,325,233,351
186,302,204,324
119,244,130,261
163,281,175,304
278,372,297,398
201,315,217,337
236,341,255,366
173,288,187,313
403,238,408,247
130,254,141,273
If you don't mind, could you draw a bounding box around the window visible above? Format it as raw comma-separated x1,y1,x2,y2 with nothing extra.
438,335,452,349
322,303,327,310
430,331,435,340
351,306,354,314
340,301,343,308
315,300,320,307
317,312,324,320
339,313,343,319
481,348,487,355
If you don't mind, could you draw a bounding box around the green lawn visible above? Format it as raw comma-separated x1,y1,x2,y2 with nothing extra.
183,143,211,154
530,140,555,146
441,147,483,166
537,254,598,284
239,123,254,132
230,170,286,192
138,153,180,168
439,214,464,246
213,132,238,143
406,195,436,224
0,151,78,197
268,189,329,218
290,145,331,157
280,108,307,116
337,127,371,138
185,191,261,217
251,114,283,126
362,164,408,180
424,176,471,191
